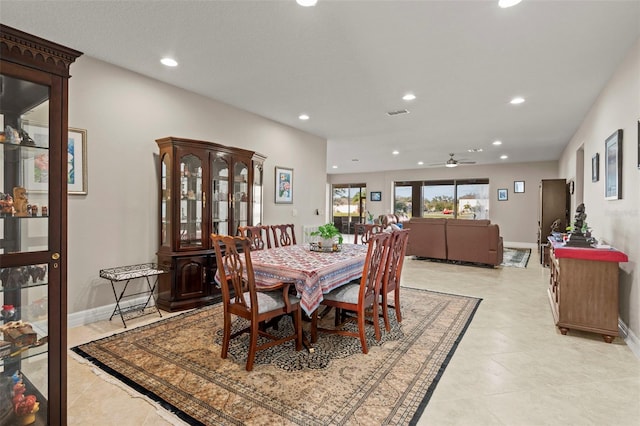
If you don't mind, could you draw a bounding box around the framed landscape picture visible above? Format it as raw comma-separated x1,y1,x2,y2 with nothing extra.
370,191,381,201
497,188,508,201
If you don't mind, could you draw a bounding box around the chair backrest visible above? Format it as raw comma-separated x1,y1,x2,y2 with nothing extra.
270,224,297,247
238,225,271,250
383,229,410,293
354,223,383,244
358,232,392,305
211,234,258,315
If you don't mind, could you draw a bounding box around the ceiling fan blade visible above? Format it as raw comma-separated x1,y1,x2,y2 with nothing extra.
458,160,476,164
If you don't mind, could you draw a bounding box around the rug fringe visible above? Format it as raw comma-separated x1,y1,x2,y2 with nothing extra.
68,351,190,426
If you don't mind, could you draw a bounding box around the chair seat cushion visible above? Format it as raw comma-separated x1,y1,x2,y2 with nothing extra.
323,283,360,304
233,291,300,314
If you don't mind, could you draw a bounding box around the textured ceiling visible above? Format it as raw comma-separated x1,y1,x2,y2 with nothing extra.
2,1,639,174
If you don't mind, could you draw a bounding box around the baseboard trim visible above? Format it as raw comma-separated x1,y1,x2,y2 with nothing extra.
67,296,150,329
619,318,640,359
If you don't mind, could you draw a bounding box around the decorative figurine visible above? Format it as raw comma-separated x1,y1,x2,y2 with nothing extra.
0,193,14,215
565,203,596,247
1,305,15,321
41,206,47,217
12,187,28,217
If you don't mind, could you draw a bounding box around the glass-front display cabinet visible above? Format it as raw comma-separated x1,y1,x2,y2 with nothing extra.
0,25,81,425
156,137,265,311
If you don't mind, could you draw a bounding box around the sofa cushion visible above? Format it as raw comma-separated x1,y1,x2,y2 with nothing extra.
405,218,447,259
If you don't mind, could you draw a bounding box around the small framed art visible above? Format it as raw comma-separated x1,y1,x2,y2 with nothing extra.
275,166,293,204
514,181,525,193
497,188,508,201
604,129,623,200
370,191,381,201
592,153,599,182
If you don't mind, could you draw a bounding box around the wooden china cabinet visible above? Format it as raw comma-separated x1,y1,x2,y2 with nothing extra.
156,137,265,311
0,25,82,425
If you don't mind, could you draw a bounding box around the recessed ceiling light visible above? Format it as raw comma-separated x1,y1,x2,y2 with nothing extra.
332,165,338,169
418,161,424,165
402,93,416,101
500,155,509,160
392,150,399,155
499,0,522,8
468,148,483,152
510,96,525,104
160,57,178,67
296,0,317,6
298,114,310,120
493,140,503,146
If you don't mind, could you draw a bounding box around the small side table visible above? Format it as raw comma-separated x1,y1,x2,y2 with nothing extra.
99,263,167,328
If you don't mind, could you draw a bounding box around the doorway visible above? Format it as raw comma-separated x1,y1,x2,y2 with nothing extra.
331,183,366,234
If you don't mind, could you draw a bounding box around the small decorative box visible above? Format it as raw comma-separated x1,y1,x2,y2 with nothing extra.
3,324,37,348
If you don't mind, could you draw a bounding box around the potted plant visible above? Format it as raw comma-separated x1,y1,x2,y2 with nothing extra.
310,223,344,248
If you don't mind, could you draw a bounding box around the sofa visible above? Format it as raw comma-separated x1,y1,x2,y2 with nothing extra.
378,214,410,228
405,217,503,267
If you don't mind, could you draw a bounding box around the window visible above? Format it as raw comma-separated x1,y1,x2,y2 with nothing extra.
394,184,412,218
394,179,489,220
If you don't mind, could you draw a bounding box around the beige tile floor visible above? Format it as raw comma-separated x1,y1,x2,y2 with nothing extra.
67,252,640,425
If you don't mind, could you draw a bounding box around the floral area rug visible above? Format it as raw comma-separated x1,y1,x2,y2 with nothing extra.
501,247,532,268
71,288,480,426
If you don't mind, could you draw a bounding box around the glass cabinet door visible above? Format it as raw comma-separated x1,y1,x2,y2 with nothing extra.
1,74,53,424
178,153,203,249
211,155,229,236
252,163,263,226
160,154,171,248
233,160,249,234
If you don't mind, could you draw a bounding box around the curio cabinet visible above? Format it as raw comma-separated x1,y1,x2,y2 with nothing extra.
0,25,81,425
156,137,265,311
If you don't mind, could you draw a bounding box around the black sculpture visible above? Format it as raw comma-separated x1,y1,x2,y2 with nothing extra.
565,203,596,247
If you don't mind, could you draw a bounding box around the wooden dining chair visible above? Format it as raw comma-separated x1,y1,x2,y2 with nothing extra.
380,229,410,331
310,232,392,354
211,234,303,371
270,224,297,247
238,225,272,250
353,223,383,244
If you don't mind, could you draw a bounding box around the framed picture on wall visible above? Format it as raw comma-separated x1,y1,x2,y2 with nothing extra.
514,181,525,193
592,153,599,182
370,191,381,201
604,129,623,200
497,188,508,201
21,121,88,194
275,166,293,204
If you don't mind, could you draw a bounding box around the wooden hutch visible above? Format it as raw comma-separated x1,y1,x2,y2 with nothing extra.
155,137,265,311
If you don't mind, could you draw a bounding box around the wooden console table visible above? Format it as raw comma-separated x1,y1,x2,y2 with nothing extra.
547,237,628,342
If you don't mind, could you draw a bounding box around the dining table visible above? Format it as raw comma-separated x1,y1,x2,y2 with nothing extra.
248,243,369,316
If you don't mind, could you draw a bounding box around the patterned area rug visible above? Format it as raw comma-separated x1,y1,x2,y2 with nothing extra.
501,247,531,268
71,288,480,426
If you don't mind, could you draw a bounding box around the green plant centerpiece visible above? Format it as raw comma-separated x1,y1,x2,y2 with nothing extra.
310,223,344,250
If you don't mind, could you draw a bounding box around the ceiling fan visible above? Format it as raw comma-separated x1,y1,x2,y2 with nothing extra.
430,153,477,168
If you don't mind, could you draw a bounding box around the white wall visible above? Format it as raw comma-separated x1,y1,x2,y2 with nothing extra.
66,56,327,315
559,39,640,345
329,161,559,244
